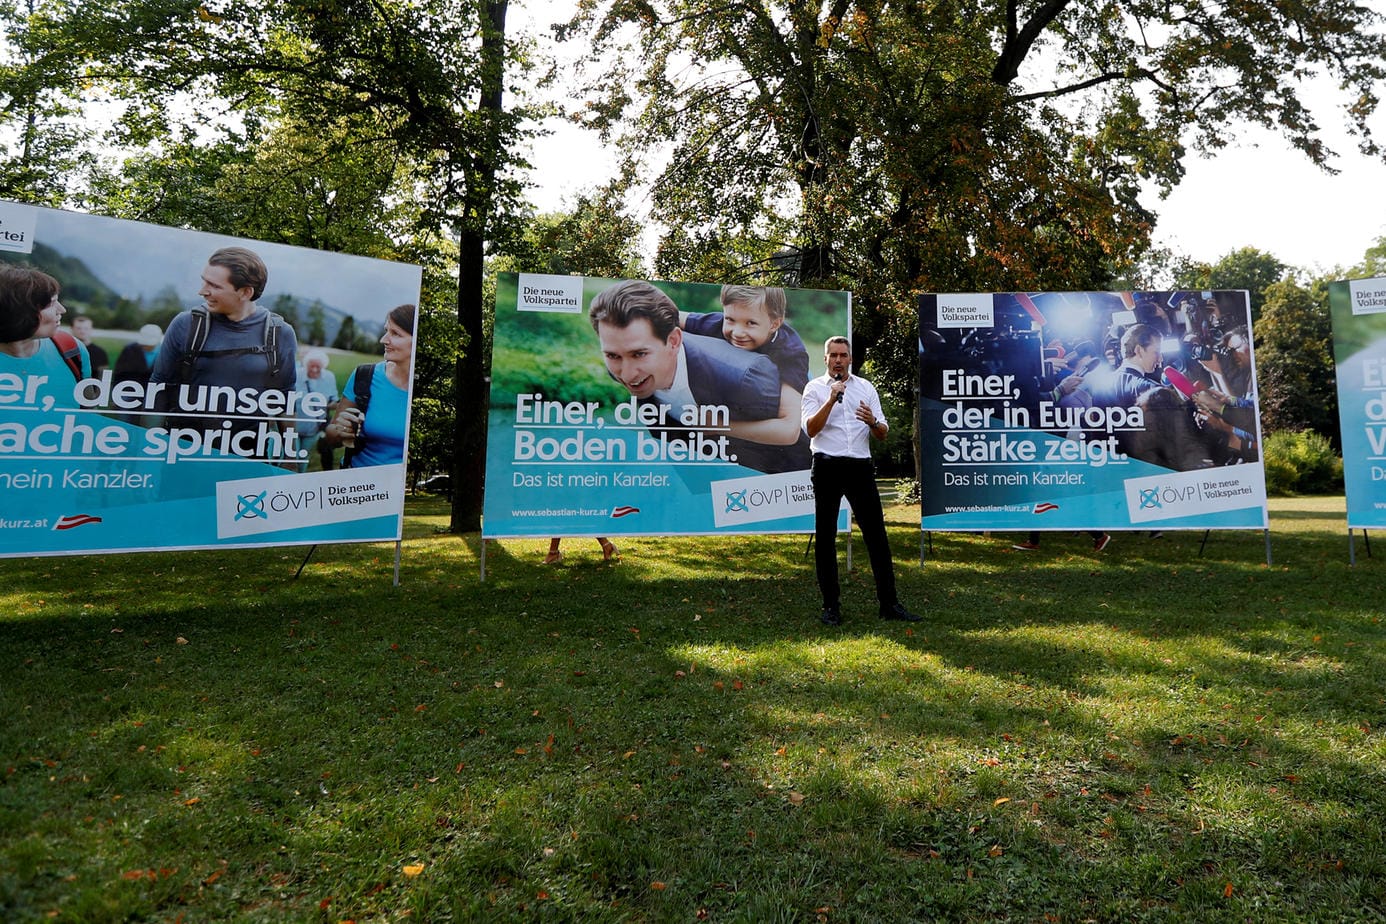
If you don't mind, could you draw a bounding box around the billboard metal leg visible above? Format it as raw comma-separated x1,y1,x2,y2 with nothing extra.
1263,529,1271,567
1365,529,1372,558
394,540,402,587
480,537,488,583
1350,529,1357,567
1198,530,1211,557
294,544,317,579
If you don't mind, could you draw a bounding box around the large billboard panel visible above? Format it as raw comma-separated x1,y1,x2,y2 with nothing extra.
483,273,851,537
1328,276,1386,528
0,201,422,557
919,290,1268,531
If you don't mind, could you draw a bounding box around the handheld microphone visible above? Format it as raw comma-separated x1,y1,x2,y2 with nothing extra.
833,372,845,402
1162,365,1205,400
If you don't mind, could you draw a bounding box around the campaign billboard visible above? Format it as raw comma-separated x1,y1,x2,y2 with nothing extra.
483,273,851,537
1328,276,1386,528
0,200,422,558
918,290,1268,531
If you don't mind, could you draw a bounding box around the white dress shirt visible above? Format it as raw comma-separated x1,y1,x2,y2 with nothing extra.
801,372,886,458
652,344,697,424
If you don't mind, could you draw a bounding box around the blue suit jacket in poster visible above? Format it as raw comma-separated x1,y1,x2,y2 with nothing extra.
642,332,811,475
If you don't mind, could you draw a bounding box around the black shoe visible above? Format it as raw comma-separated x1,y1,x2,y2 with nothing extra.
880,602,922,622
820,605,842,626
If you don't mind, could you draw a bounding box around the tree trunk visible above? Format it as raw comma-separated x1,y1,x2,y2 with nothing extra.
450,0,507,533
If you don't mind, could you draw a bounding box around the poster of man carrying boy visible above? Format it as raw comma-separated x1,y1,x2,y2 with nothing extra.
483,273,851,537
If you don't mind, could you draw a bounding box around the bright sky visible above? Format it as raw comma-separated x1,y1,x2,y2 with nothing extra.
1149,124,1386,275
519,4,1386,278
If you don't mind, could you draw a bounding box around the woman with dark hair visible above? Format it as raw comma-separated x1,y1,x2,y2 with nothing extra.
0,263,90,392
322,304,415,468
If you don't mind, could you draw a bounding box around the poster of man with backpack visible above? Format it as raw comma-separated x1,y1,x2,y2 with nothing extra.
0,199,423,559
149,246,299,464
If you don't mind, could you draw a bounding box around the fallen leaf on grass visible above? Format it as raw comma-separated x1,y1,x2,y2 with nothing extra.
1223,882,1234,898
993,797,1010,806
988,845,1004,857
788,791,805,805
650,881,666,891
403,864,425,877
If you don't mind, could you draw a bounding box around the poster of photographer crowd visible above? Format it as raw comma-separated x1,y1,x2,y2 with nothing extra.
1328,275,1386,529
918,290,1268,533
0,200,422,558
482,273,851,538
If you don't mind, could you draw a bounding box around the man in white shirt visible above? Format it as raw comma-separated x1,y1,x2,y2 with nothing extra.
802,336,921,626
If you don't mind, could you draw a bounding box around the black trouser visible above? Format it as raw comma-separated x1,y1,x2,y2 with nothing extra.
811,454,897,610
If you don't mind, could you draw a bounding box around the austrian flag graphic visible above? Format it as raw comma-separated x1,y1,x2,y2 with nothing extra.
1032,503,1059,514
54,514,102,530
610,506,640,518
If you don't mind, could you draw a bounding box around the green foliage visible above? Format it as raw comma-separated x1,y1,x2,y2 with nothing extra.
496,183,647,279
1254,277,1340,445
3,497,1386,920
1269,429,1341,495
1263,430,1344,496
1173,247,1288,320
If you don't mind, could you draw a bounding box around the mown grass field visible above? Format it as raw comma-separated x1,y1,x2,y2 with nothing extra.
2,495,1384,922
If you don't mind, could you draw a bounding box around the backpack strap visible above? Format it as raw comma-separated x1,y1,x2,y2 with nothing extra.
341,363,377,467
177,306,285,383
50,330,83,381
178,305,212,385
351,363,376,414
263,312,283,378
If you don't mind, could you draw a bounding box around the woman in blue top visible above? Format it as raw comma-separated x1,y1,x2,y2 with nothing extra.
322,304,415,467
1,264,91,399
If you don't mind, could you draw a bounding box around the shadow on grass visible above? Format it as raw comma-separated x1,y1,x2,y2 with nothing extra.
4,497,1386,919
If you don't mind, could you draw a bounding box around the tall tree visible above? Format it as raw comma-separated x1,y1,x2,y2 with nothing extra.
566,0,1386,405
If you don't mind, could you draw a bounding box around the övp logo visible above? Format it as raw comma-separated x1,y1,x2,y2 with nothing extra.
235,491,268,521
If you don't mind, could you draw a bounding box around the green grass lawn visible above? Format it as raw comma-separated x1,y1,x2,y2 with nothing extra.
3,496,1385,922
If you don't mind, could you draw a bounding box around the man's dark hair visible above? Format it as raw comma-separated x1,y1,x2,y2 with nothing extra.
589,281,679,342
208,246,269,302
1120,323,1159,359
0,263,61,342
